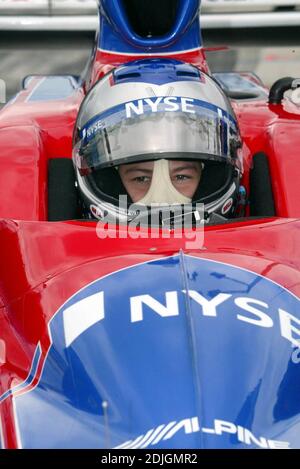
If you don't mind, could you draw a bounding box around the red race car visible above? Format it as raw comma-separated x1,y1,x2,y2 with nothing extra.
0,0,300,450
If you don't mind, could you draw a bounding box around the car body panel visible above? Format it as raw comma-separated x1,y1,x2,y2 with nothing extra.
1,219,300,448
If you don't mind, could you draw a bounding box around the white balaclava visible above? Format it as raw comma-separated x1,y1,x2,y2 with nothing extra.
137,159,192,206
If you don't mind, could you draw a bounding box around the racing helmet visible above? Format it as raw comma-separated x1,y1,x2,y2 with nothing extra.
73,59,243,225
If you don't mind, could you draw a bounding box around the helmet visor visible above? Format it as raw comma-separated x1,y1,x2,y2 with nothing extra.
73,97,239,171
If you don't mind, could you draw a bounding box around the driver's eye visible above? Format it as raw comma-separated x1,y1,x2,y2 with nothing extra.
133,176,151,184
174,174,191,182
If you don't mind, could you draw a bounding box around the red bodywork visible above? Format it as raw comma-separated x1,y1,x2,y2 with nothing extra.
0,46,300,448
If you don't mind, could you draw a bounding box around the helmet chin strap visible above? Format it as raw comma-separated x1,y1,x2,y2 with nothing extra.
138,159,191,206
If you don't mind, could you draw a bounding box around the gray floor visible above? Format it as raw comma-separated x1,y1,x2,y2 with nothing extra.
204,27,300,86
0,32,93,101
0,27,299,103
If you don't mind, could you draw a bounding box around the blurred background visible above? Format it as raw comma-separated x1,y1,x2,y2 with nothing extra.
0,0,299,101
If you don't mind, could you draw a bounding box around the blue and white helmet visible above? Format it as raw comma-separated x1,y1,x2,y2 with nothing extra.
73,59,242,224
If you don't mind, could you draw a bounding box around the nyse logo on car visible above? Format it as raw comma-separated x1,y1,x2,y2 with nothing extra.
56,255,300,353
62,282,300,349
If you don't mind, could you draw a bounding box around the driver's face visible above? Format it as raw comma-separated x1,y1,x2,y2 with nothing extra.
119,160,202,203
